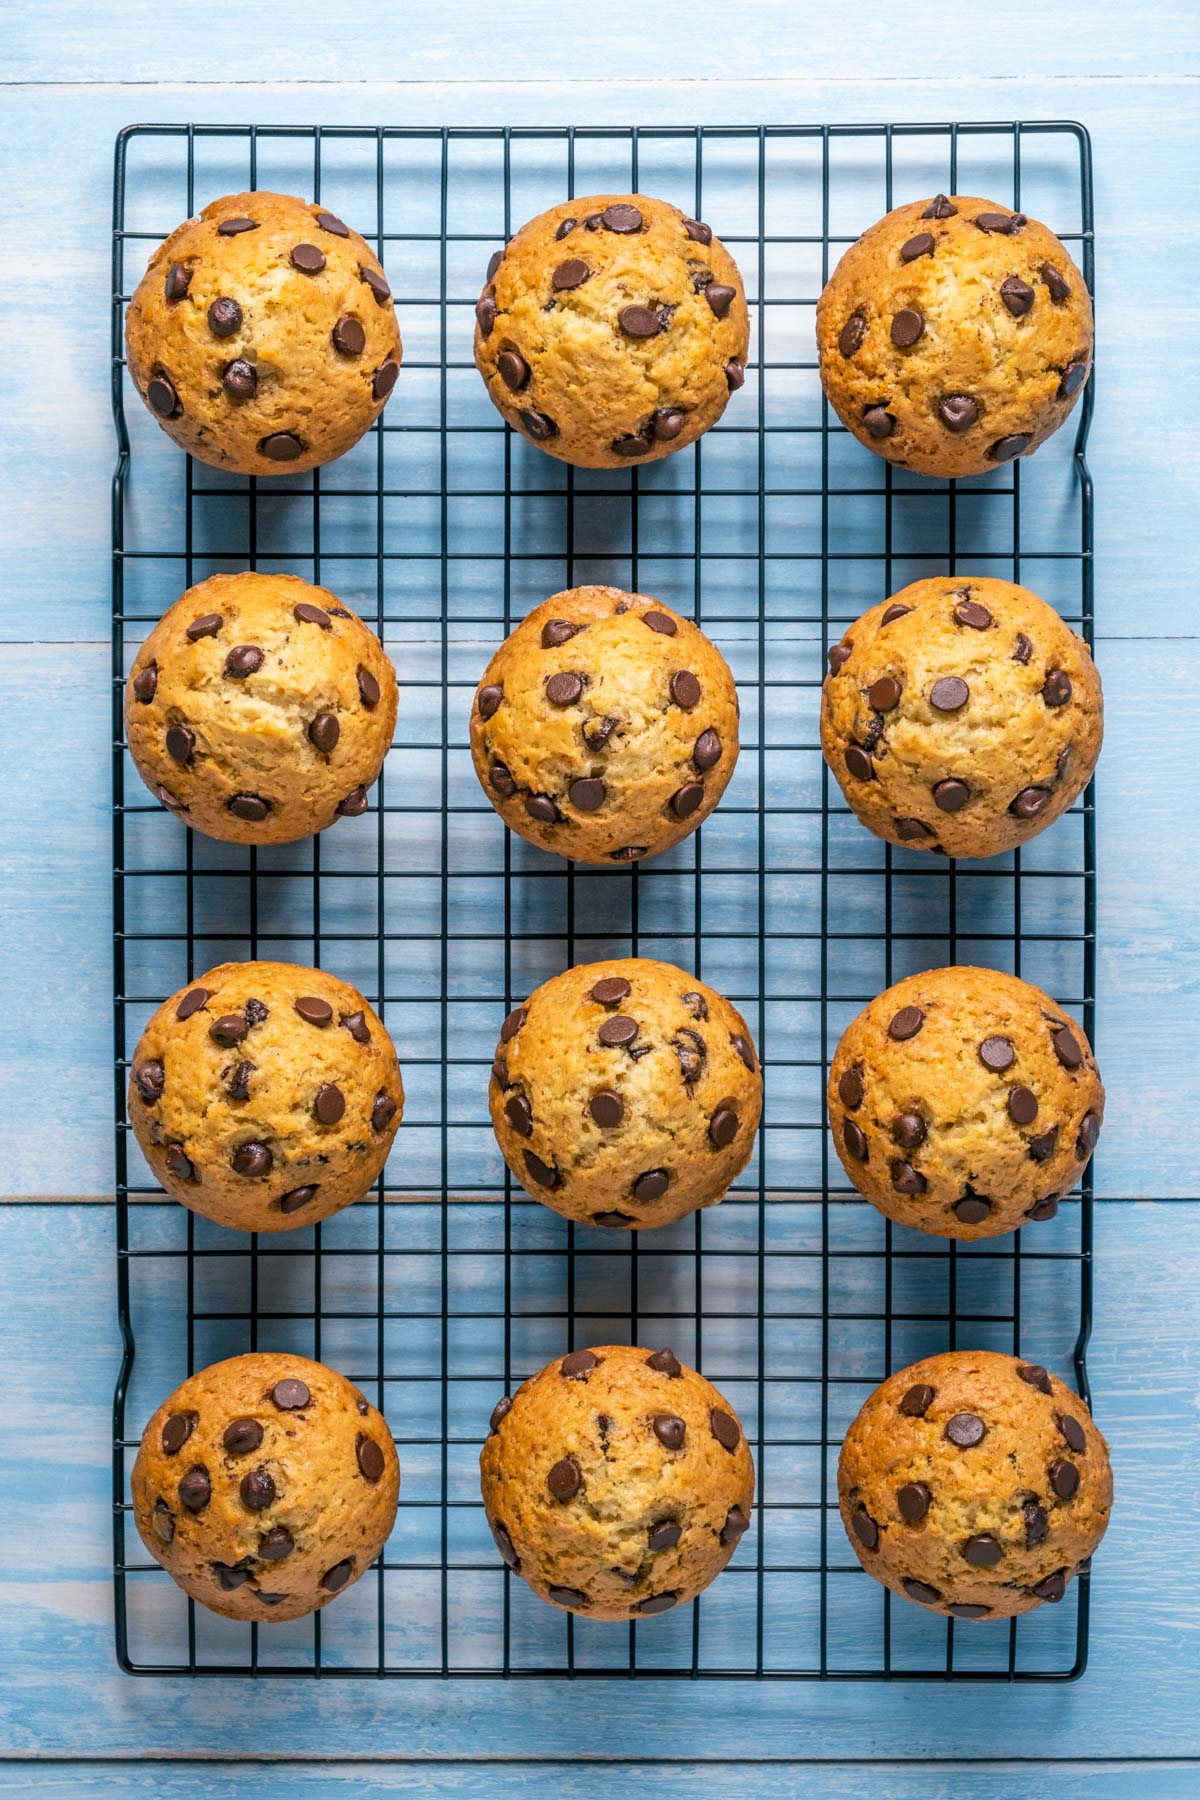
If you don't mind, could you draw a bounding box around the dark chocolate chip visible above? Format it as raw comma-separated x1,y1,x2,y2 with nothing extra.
259,433,304,462
898,1481,931,1523
930,676,969,712
222,357,257,398
165,724,194,765
899,1383,933,1417
648,1519,682,1553
903,1578,942,1604
633,1168,670,1202
900,231,935,263
232,1141,272,1178
153,1502,175,1543
497,349,531,391
891,307,925,348
598,1013,638,1048
843,1118,869,1163
979,1036,1015,1073
671,782,705,818
504,1093,533,1137
1017,1363,1053,1395
279,1184,318,1214
989,433,1031,462
335,784,369,818
888,1006,924,1041
653,1413,686,1451
1041,262,1070,302
176,987,209,1022
691,727,722,773
272,1379,310,1411
704,283,735,317
320,1558,354,1593
1029,1124,1060,1162
227,792,272,824
240,1466,276,1510
186,613,222,642
619,304,663,338
165,1144,195,1183
207,296,243,338
1059,360,1089,398
892,1112,926,1151
291,242,326,275
938,394,979,432
549,1586,588,1608
147,375,178,417
489,1397,512,1433
670,669,702,709
1077,1109,1102,1157
963,1533,1002,1567
1000,275,1035,317
500,1004,529,1040
546,670,584,706
642,609,678,639
881,603,913,626
954,597,993,630
307,711,341,754
954,1192,991,1224
1042,669,1072,708
209,1012,248,1048
552,258,589,291
731,1033,757,1074
1052,1028,1083,1069
135,1059,165,1104
944,1412,986,1448
845,745,874,782
524,1151,560,1189
838,1065,864,1109
218,217,257,236
892,1159,927,1196
710,1408,740,1452
851,1506,879,1550
720,1505,749,1545
372,359,399,401
709,1107,739,1148
1026,1195,1060,1222
868,675,902,711
474,293,496,336
547,1456,582,1500
161,1411,197,1456
589,1090,624,1129
313,1082,345,1126
1058,1413,1087,1453
646,1348,682,1377
486,251,503,282
359,267,391,305
561,1349,598,1380
1033,1569,1067,1602
356,1433,386,1482
295,996,333,1026
371,1091,398,1133
293,601,332,629
132,662,158,703
1010,786,1052,820
1008,1086,1039,1125
863,405,896,439
222,1416,263,1456
258,1526,294,1562
923,195,957,219
315,211,349,237
949,1603,992,1619
1024,1500,1049,1545
601,204,642,232
224,643,265,680
212,1562,251,1591
541,618,582,648
725,359,746,389
565,777,603,812
490,1518,519,1569
933,778,971,812
683,217,713,244
612,429,654,458
838,312,867,357
164,262,192,301
178,1466,211,1511
975,211,1023,234
519,408,558,440
1051,1459,1080,1499
555,218,577,240
895,817,934,840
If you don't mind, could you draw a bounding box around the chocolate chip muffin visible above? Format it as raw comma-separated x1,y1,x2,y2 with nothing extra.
470,588,739,864
474,195,750,468
132,1352,399,1622
839,1350,1111,1620
125,190,402,475
481,1344,754,1620
828,965,1103,1241
816,196,1092,478
822,577,1102,858
129,961,403,1232
125,572,397,844
490,958,761,1230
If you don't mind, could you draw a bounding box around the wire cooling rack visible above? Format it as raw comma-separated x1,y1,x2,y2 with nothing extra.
111,120,1097,1681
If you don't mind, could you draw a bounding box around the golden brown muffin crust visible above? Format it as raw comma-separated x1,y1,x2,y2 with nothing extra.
125,572,397,845
490,957,762,1230
125,190,402,475
838,1350,1112,1619
474,194,750,468
828,964,1103,1241
470,588,740,865
821,576,1102,858
132,1352,399,1622
481,1344,754,1619
129,960,404,1232
816,196,1092,478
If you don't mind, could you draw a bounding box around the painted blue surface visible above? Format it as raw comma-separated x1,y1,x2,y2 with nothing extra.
0,0,1198,1784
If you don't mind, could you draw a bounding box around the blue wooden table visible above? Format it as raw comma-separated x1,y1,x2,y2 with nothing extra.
2,4,1198,1792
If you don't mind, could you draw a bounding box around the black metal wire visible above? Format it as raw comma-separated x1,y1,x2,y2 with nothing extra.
111,119,1096,1681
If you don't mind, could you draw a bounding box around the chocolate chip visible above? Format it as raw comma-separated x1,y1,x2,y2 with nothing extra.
585,714,619,752
372,359,399,401
888,1006,924,1041
892,1160,927,1196
938,394,979,432
320,1558,354,1593
990,433,1031,462
547,1457,582,1500
954,597,993,630
669,670,702,710
612,429,654,458
598,1014,638,1048
212,1562,251,1591
949,1603,992,1619
489,1397,512,1433
844,745,874,782
602,204,642,233
546,670,583,706
898,1482,931,1523
682,216,712,244
178,1466,211,1511
1033,1569,1067,1602
709,1107,740,1148
539,620,582,651
892,1112,926,1151
504,1093,533,1137
1014,1366,1052,1401
186,613,222,642
642,1519,680,1555
979,1036,1015,1073
610,846,647,862
312,1082,345,1127
1077,1110,1102,1156
294,995,333,1026
486,251,503,282
944,1412,986,1448
147,374,178,417
551,258,590,292
954,1192,991,1224
963,1533,1002,1567
222,355,257,400
272,1378,310,1411
315,211,349,237
1024,1500,1049,1545
1042,668,1073,709
1056,746,1073,782
903,1578,941,1604
647,1348,682,1377
589,1090,623,1127
710,1409,740,1453
731,1034,756,1074
288,603,329,633
671,782,705,818
218,217,257,236
863,406,896,439
232,1141,272,1177
371,1091,398,1134
519,409,558,440
838,313,867,357
165,1144,195,1183
500,1004,529,1039
1041,262,1071,302
1029,1124,1060,1163
354,1432,386,1482
1010,786,1052,821
895,817,933,840
359,267,391,305
1051,1459,1080,1499
900,232,934,263
881,603,912,626
704,283,736,318
720,1505,749,1545
652,1413,686,1451
259,433,304,462
692,728,722,772
618,303,664,339
999,275,1035,318
474,293,496,336
1008,1086,1039,1126
550,1585,590,1609
240,1466,276,1511
555,218,577,240
165,724,195,766
976,211,1022,234
257,1526,294,1563
497,349,531,391
222,643,265,683
838,1066,864,1109
164,263,192,301
303,710,340,755
525,1151,559,1189
899,1383,933,1417
851,1506,879,1550
633,1168,669,1202
930,676,969,712
843,1118,869,1163
1058,1413,1087,1453
161,1411,197,1455
209,1012,248,1048
642,610,677,635
134,1059,165,1105
335,784,369,818
923,195,957,219
153,1500,175,1543
279,1184,318,1214
1052,1028,1083,1069
220,1416,263,1456
207,296,243,338
132,662,158,703
491,1519,520,1569
868,675,902,711
561,1349,598,1381
933,778,971,812
289,242,325,275
891,307,925,348
1026,1195,1060,1223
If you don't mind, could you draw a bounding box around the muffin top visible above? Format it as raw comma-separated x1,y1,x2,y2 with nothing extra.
474,194,750,468
481,1343,754,1619
821,576,1102,858
816,195,1092,478
124,190,401,475
839,1349,1112,1620
132,1351,399,1622
470,587,740,866
129,960,403,1232
828,964,1103,1240
126,571,396,846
